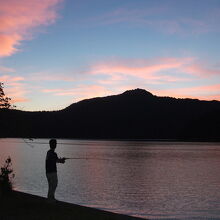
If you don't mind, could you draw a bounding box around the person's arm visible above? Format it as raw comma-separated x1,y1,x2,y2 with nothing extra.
53,152,65,163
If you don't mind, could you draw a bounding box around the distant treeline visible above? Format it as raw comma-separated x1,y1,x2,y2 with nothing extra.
1,89,220,141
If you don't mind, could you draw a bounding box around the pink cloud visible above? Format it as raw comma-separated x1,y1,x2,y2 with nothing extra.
10,98,29,103
183,64,220,76
0,34,21,56
0,74,28,104
0,75,25,82
4,84,29,104
42,85,110,102
0,66,15,73
87,57,220,84
89,57,194,82
153,84,220,101
0,0,63,57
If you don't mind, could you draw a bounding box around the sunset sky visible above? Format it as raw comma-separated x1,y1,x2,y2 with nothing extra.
0,0,220,111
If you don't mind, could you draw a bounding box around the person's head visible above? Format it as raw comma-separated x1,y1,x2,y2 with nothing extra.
49,139,57,150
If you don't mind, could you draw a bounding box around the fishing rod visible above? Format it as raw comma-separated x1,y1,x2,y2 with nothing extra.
64,157,89,160
62,157,124,164
63,157,113,161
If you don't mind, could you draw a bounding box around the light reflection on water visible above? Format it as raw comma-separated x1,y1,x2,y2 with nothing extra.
1,139,220,219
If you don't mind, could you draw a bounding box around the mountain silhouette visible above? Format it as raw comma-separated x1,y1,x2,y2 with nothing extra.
0,88,220,141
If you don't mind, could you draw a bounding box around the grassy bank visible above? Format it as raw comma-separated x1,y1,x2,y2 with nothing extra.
0,191,147,220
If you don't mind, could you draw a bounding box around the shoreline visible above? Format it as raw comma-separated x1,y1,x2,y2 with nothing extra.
0,190,147,220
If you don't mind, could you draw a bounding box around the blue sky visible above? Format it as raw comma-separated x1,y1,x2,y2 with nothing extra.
0,0,220,111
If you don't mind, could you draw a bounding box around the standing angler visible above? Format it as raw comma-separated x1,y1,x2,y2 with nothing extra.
46,139,65,202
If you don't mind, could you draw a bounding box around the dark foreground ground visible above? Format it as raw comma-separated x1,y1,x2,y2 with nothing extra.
0,191,147,220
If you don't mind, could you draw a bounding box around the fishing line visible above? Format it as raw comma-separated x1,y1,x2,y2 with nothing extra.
19,140,118,163
23,138,35,148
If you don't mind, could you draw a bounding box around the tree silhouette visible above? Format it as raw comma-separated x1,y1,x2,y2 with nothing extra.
0,82,13,109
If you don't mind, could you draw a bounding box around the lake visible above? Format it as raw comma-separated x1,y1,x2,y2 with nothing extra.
1,139,220,219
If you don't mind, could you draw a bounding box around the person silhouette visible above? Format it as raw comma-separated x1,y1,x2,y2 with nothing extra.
45,139,65,202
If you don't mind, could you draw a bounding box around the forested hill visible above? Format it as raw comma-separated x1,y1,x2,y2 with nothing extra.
0,88,220,141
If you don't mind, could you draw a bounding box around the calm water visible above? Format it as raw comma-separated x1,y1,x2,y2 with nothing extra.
1,139,220,219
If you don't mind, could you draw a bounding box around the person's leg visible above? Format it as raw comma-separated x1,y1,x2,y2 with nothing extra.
46,172,58,200
50,172,58,199
46,173,53,199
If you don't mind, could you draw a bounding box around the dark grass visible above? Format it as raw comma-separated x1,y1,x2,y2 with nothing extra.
0,191,147,220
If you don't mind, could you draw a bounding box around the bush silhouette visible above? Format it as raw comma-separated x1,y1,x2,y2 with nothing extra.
0,157,15,196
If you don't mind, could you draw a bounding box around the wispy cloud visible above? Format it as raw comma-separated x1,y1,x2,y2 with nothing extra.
88,57,195,83
0,0,63,57
42,85,110,102
0,74,28,103
83,6,220,35
0,66,15,73
0,75,25,82
86,7,165,26
182,64,220,77
6,85,29,103
87,57,220,81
